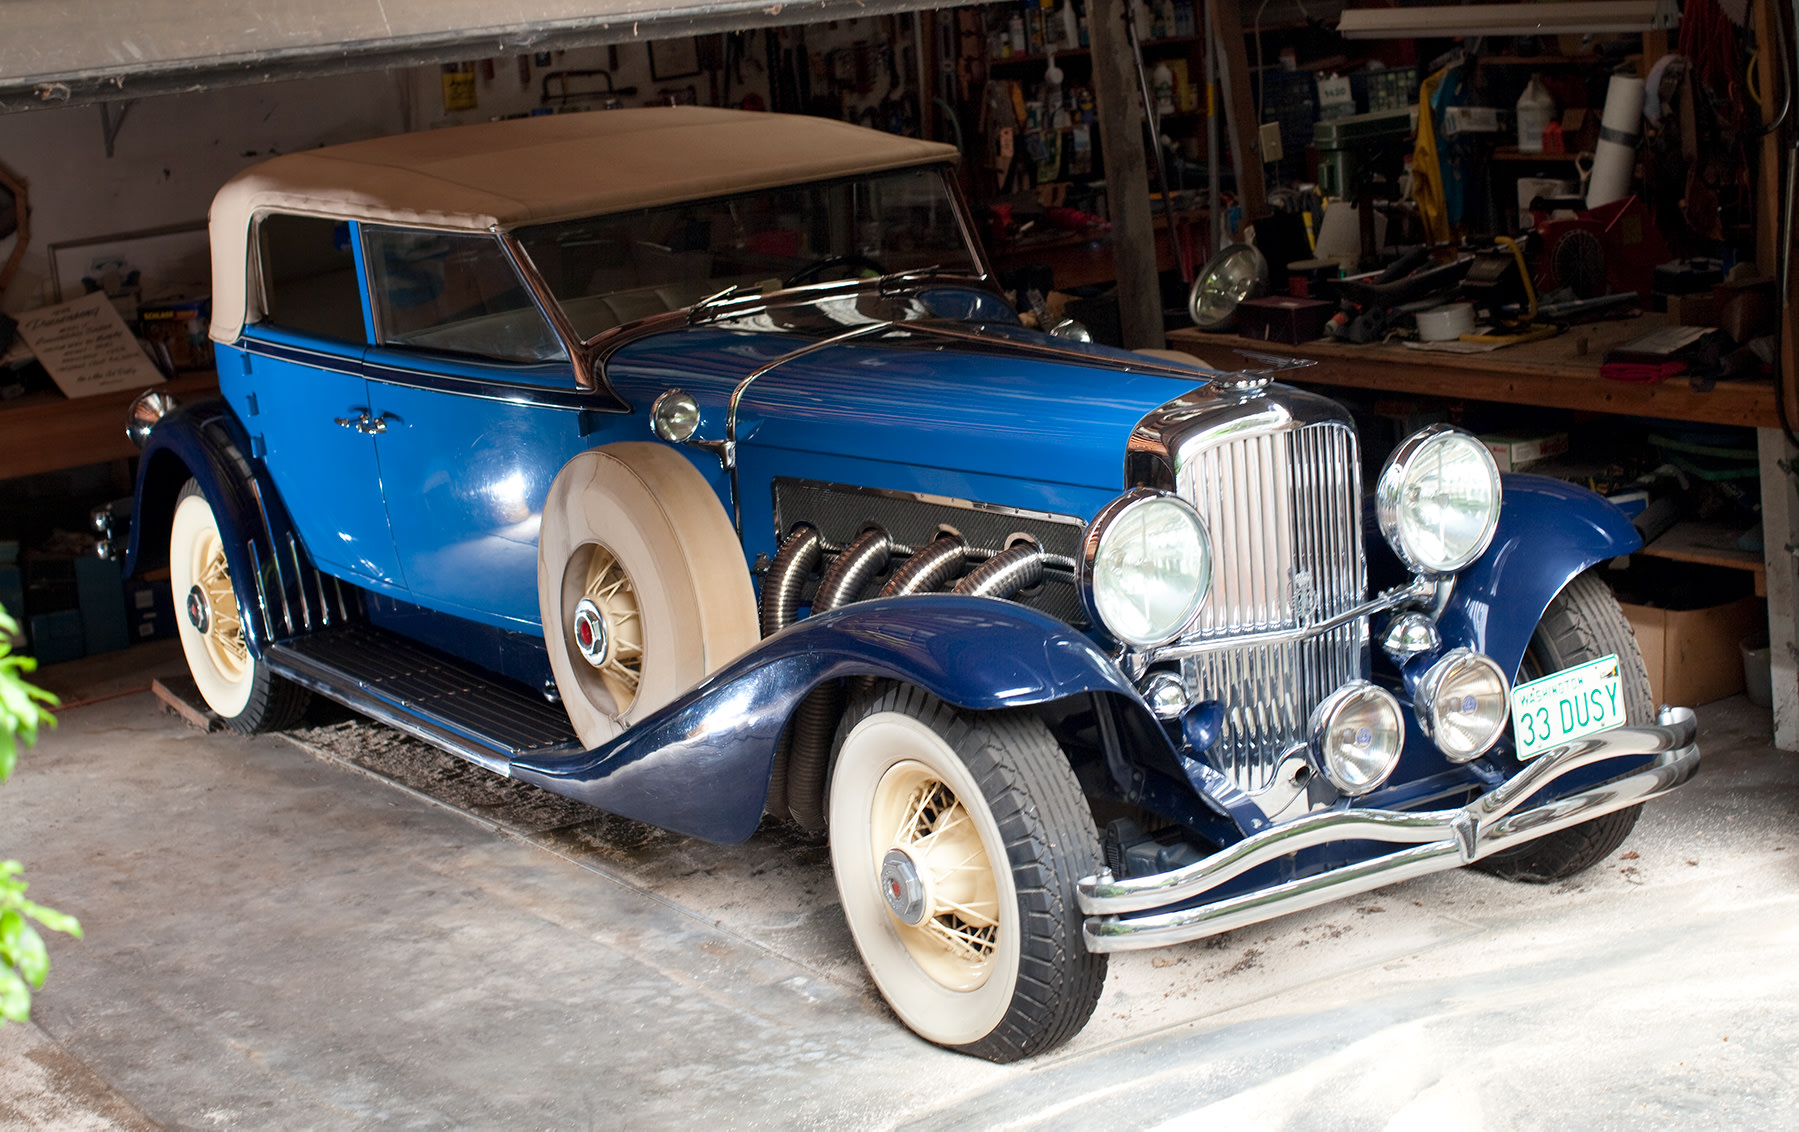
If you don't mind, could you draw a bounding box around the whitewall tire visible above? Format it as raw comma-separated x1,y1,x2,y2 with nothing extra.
168,480,308,733
538,443,759,748
828,684,1106,1062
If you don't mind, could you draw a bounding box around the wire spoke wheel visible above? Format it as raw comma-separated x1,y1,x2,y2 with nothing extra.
829,684,1106,1061
577,544,644,714
192,527,249,680
168,479,308,733
873,762,1002,990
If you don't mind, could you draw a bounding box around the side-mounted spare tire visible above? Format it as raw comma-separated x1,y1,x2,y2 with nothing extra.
538,443,760,748
1478,570,1655,883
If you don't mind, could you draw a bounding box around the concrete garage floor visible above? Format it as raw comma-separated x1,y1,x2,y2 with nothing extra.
4,639,1797,1129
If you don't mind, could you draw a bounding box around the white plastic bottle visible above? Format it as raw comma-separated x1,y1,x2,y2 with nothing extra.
1152,60,1176,115
1516,76,1555,153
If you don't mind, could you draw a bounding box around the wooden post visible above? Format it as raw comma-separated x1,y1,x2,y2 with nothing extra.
1750,0,1798,748
1208,0,1266,225
1087,0,1164,349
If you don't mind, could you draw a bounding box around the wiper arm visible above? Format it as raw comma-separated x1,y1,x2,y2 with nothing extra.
877,265,947,295
688,283,749,324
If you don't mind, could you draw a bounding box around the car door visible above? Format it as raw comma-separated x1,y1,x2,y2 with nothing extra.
357,225,626,634
228,214,408,591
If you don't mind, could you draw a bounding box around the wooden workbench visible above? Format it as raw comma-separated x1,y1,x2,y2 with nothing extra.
1168,315,1777,431
0,372,218,481
1169,314,1776,596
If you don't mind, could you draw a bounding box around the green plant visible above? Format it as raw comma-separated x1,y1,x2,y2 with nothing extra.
0,604,81,1023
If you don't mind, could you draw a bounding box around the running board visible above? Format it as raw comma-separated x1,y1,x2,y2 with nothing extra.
267,625,581,775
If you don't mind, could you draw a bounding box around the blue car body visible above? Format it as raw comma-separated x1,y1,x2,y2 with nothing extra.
122,111,1697,1054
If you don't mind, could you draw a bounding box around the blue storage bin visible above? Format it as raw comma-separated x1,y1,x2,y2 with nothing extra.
27,608,85,665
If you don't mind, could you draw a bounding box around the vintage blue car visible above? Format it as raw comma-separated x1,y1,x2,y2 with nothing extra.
121,107,1697,1061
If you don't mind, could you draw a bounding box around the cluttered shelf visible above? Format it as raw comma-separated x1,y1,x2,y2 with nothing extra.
1638,519,1766,596
992,208,1207,290
0,372,218,481
1167,314,1778,431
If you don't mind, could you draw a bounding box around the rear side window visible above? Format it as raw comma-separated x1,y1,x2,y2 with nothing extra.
255,214,365,343
364,228,567,364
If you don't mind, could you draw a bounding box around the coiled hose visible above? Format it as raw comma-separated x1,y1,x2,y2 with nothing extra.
785,527,892,830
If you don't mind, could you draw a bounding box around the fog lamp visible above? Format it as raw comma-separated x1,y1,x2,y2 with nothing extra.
1415,649,1510,762
651,388,701,443
1309,682,1405,796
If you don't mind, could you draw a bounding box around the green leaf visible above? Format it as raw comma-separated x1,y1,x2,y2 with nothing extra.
0,966,30,1023
11,922,45,988
0,909,20,957
23,903,81,940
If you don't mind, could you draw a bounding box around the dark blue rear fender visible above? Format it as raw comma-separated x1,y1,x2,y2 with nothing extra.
124,399,303,658
1434,474,1641,682
510,595,1177,843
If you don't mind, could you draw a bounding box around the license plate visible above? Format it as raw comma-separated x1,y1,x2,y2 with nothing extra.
1510,654,1625,760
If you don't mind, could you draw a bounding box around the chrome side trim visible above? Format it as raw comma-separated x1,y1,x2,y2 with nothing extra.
721,321,896,535
361,363,597,411
1078,707,1698,951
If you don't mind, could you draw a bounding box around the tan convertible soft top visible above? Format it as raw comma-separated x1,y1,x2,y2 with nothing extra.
210,107,959,342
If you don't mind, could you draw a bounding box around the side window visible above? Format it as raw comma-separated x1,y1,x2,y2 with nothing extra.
364,228,568,364
256,214,365,344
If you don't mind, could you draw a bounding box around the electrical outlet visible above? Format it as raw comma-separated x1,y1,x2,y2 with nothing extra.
1259,121,1283,163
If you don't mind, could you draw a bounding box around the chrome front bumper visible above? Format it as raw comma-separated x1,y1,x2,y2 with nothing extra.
1079,707,1699,953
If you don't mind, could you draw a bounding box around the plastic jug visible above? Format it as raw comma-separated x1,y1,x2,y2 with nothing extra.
1516,76,1555,153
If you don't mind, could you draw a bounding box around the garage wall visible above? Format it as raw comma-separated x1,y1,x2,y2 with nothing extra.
0,70,408,315
0,16,906,319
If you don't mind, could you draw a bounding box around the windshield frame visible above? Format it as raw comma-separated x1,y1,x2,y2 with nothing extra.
498,162,994,394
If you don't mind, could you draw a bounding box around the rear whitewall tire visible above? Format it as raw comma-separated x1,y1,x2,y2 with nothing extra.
168,480,309,733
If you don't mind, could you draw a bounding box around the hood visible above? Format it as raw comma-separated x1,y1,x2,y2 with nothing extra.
605,323,1220,494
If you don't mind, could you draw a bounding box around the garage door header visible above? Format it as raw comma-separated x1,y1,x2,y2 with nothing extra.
1,0,947,112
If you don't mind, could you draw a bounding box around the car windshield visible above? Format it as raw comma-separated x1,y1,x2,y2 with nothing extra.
512,165,979,340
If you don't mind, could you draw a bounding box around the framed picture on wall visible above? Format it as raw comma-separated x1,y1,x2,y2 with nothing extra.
649,38,701,81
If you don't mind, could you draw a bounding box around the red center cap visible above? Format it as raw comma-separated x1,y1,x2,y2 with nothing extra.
576,620,593,648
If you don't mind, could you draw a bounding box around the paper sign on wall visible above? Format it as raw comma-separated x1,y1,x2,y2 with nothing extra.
14,290,166,399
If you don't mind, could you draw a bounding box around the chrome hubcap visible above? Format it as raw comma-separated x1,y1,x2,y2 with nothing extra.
185,584,210,633
880,847,930,926
573,598,609,668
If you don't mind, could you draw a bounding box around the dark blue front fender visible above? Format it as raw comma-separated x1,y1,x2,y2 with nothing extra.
510,595,1166,843
1434,474,1641,683
125,400,286,657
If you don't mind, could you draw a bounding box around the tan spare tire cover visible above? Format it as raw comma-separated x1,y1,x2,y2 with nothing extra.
539,442,759,748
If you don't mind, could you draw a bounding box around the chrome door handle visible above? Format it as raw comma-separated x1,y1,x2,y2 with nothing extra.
333,411,390,435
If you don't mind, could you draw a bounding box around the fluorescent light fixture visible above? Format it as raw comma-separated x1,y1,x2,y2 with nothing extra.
1337,1,1679,40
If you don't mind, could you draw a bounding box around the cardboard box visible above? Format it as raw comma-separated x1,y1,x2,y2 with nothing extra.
1482,432,1569,472
1236,297,1335,345
1621,595,1764,706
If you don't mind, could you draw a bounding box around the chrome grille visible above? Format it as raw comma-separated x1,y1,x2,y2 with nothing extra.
1178,421,1365,793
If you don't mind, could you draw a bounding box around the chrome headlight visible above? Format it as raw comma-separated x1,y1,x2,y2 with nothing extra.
1415,649,1510,762
1377,425,1502,575
126,389,180,449
1309,682,1405,796
1047,318,1093,342
1081,489,1212,647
